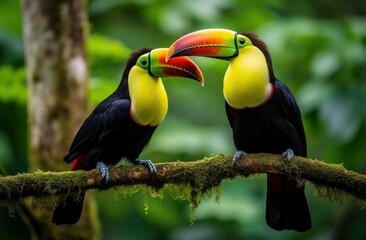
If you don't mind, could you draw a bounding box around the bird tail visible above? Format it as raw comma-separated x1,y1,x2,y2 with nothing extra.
266,173,311,232
52,154,85,225
52,192,85,225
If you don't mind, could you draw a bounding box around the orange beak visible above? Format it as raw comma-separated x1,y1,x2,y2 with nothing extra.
166,28,239,61
149,48,204,86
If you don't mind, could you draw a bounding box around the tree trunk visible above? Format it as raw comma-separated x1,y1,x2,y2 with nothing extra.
22,0,100,239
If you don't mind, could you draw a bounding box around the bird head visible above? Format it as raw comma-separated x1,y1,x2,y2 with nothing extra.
135,48,204,86
166,28,275,109
126,48,204,126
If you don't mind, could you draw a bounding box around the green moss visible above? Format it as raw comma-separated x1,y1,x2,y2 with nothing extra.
31,195,60,209
107,155,228,223
0,200,19,219
0,170,91,214
110,173,224,223
314,184,366,207
214,185,222,203
5,152,366,228
166,183,192,202
116,184,163,199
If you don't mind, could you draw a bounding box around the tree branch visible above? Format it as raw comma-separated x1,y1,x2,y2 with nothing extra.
1,154,366,203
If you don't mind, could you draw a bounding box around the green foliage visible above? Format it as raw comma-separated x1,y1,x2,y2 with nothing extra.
88,34,132,107
0,1,21,36
88,34,131,63
0,66,26,104
0,35,131,107
260,18,366,147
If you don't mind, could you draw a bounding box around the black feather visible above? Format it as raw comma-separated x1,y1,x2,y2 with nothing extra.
227,78,311,231
53,48,158,225
226,78,311,231
226,32,311,231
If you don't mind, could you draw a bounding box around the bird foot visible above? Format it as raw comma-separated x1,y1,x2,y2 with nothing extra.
134,159,157,175
281,149,294,163
233,150,247,165
96,162,109,183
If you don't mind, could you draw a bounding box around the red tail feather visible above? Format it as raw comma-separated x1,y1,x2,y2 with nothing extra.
71,154,85,170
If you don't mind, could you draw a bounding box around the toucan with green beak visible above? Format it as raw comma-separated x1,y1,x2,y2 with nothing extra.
167,29,311,232
52,48,204,225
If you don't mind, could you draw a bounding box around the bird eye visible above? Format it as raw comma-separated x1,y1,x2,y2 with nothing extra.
141,58,147,66
239,37,245,45
137,54,150,69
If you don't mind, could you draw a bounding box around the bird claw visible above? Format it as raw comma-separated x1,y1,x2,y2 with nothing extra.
96,162,109,183
281,149,294,163
233,150,247,165
134,159,157,175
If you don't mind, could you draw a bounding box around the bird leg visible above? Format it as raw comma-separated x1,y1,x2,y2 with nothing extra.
233,150,247,165
281,148,294,163
96,162,109,183
133,159,157,175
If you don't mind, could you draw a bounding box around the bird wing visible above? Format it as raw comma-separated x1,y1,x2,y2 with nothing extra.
64,98,131,163
225,101,234,129
274,80,307,156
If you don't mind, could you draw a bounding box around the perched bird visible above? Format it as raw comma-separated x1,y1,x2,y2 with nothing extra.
166,29,311,231
52,48,204,225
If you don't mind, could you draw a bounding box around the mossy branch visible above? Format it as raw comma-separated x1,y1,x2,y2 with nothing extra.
1,154,366,203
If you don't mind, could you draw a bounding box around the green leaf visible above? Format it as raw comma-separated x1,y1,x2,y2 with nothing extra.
87,34,131,63
0,66,27,104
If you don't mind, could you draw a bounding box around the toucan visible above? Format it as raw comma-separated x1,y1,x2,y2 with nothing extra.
52,48,204,225
166,28,311,231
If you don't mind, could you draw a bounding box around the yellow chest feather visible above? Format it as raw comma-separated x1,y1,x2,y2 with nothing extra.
223,46,272,109
128,66,168,126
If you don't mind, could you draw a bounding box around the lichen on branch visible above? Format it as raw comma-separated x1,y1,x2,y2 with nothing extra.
0,154,366,206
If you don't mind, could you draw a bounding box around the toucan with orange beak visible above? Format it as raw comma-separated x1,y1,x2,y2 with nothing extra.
52,48,204,225
167,29,311,231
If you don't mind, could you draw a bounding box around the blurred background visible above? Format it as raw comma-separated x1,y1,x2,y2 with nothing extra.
1,0,366,239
